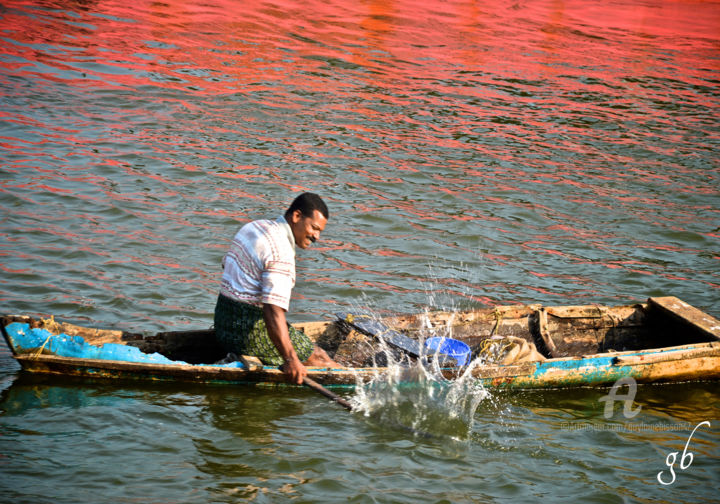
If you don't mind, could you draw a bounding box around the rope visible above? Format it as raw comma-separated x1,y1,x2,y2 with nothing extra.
490,308,503,337
31,334,52,360
475,338,514,363
29,316,59,360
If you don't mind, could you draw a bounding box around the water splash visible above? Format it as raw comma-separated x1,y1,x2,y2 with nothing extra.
349,311,489,441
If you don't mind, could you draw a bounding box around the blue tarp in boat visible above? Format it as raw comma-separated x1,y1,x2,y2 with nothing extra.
4,322,245,368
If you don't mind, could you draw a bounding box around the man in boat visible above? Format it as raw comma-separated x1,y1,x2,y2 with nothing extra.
214,192,338,384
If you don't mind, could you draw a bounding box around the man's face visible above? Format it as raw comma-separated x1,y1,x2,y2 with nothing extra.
289,209,327,249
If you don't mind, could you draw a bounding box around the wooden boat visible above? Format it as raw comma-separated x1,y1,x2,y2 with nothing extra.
2,296,719,389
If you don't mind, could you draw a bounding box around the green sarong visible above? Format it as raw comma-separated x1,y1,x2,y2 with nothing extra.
214,294,313,366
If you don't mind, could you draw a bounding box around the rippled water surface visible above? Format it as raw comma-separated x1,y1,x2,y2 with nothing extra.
1,0,719,502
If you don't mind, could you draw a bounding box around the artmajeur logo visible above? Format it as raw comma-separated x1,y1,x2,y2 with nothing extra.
598,376,642,419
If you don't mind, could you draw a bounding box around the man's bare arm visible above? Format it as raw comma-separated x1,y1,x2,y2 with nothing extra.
262,303,306,384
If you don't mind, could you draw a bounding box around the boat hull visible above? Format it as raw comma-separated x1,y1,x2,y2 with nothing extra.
472,343,720,388
9,341,720,390
3,296,720,390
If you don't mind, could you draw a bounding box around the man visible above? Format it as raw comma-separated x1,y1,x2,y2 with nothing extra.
214,193,338,384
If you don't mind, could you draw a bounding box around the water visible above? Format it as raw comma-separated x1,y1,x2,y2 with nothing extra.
1,0,719,502
351,337,489,441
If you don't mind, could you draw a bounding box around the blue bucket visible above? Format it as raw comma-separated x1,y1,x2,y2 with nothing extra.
424,337,471,366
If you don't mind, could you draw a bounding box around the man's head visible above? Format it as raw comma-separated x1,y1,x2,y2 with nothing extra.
284,193,329,249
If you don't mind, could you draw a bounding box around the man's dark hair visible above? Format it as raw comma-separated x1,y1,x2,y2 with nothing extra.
284,192,329,220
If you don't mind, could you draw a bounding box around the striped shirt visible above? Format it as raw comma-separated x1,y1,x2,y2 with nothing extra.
219,216,296,310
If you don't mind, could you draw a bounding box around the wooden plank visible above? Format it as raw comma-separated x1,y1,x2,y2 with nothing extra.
649,297,720,341
240,355,263,371
613,343,720,365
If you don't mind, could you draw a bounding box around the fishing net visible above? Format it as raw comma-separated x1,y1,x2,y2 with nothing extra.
473,336,546,365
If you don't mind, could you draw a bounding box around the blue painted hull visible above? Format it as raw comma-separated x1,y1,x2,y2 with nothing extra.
4,298,720,389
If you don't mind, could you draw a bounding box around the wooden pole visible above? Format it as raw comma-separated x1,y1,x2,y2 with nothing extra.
303,377,353,411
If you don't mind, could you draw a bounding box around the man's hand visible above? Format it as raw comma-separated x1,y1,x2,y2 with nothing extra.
280,355,307,385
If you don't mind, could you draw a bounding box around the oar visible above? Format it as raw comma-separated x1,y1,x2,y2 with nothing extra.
303,377,353,411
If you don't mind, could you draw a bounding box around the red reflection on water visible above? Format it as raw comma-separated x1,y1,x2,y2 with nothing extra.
1,0,718,315
2,0,716,94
